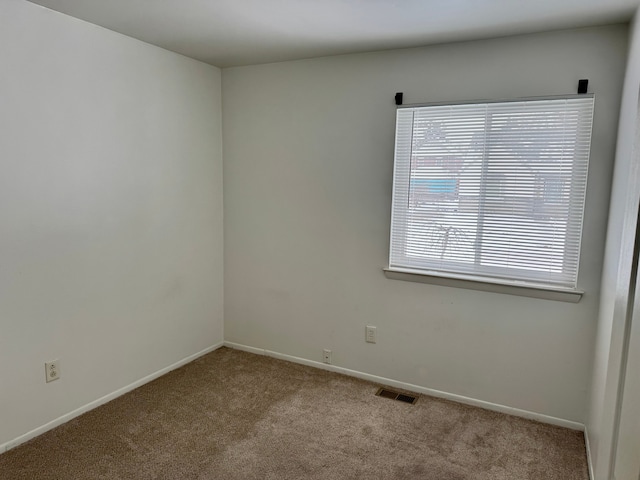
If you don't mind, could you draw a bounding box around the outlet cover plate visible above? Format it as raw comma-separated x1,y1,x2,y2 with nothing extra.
45,360,60,383
323,349,332,364
366,325,377,343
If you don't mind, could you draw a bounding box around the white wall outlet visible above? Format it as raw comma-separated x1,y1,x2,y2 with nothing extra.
45,360,60,383
365,325,377,344
323,349,332,364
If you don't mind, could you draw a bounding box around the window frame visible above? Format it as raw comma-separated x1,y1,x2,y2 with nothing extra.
385,94,594,302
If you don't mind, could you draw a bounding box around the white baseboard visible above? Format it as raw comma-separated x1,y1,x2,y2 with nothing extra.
3,340,585,456
0,342,224,454
224,341,584,431
584,426,595,480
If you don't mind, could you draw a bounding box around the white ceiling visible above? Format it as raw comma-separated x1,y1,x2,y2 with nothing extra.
27,0,639,67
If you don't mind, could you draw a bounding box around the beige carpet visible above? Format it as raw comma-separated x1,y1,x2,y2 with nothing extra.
0,347,588,479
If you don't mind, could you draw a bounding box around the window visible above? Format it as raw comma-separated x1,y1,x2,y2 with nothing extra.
388,96,594,291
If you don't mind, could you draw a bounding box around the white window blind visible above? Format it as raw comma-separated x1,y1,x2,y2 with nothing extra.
389,96,594,290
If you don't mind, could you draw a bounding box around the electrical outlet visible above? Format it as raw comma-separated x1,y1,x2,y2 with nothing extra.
45,360,60,383
365,325,377,344
323,349,332,364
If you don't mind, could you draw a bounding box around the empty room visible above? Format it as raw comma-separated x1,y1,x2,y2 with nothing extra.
2,0,640,478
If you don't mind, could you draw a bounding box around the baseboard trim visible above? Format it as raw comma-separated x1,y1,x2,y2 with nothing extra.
1,342,225,454
224,341,584,431
584,426,595,480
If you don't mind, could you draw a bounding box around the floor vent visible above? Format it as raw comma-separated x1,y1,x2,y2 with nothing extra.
375,387,417,404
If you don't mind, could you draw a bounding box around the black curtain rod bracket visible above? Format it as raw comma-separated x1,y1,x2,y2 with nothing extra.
578,79,588,94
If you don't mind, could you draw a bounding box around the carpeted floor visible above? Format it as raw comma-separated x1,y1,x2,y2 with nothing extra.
0,347,588,479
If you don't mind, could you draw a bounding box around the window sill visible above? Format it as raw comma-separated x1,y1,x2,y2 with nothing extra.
383,267,583,303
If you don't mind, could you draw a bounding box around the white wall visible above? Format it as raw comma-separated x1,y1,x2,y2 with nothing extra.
223,25,627,424
587,13,640,480
0,0,223,448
